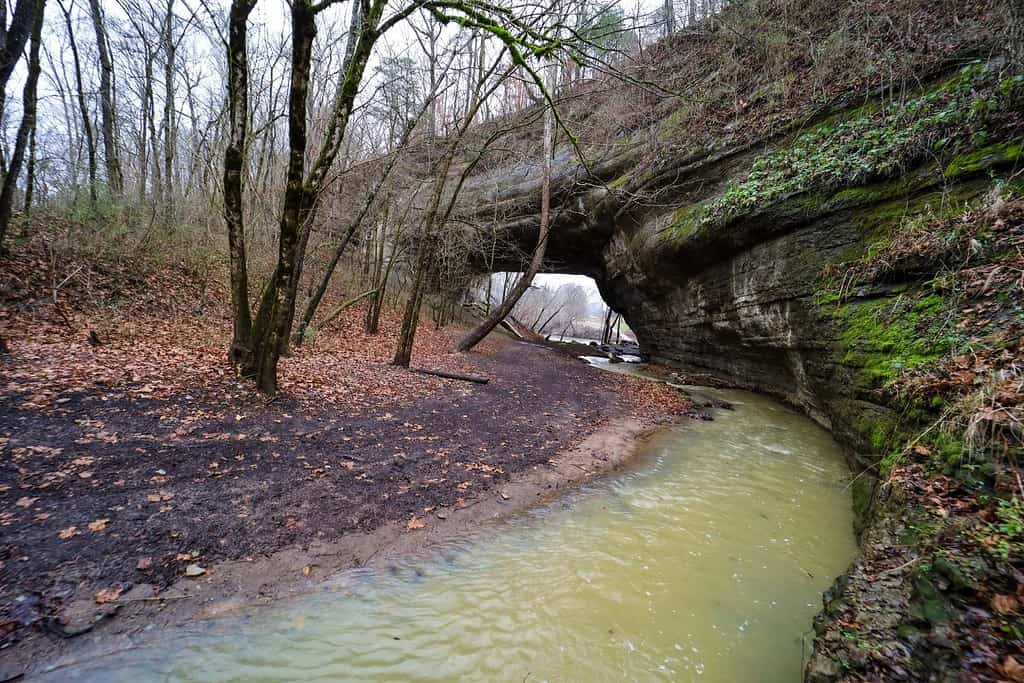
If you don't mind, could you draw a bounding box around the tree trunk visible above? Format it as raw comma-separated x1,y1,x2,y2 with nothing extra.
392,248,428,368
232,0,316,393
363,217,386,333
0,0,38,117
537,305,563,334
60,0,97,206
162,0,176,225
23,110,36,215
1011,0,1023,68
88,0,122,195
138,78,148,205
240,0,383,392
145,54,162,206
0,0,43,248
223,0,255,368
367,226,398,335
316,287,376,333
455,64,554,353
485,272,492,313
293,4,423,346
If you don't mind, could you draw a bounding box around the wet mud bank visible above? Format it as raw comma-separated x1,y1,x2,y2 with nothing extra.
0,338,690,678
32,385,857,682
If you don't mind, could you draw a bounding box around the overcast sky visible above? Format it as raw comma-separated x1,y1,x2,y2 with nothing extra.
535,274,604,302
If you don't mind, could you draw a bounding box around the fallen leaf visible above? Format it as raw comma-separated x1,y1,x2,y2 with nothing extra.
136,557,153,571
58,526,80,539
406,515,426,530
992,594,1020,615
87,518,109,532
15,497,36,508
1004,655,1024,683
146,490,175,503
94,587,122,604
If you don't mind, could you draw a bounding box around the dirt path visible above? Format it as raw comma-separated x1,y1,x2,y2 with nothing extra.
0,336,690,677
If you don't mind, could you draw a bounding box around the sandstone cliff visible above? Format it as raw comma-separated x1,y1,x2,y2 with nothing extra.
458,1,1024,678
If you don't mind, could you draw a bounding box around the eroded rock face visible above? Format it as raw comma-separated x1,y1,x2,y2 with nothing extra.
461,67,1022,464
460,60,1024,680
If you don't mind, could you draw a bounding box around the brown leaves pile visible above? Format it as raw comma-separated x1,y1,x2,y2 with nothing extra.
895,201,1024,450
94,587,122,604
612,372,693,419
2,235,500,416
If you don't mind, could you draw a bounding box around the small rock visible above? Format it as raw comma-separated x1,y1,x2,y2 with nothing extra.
121,583,156,601
136,557,153,571
435,510,447,520
184,564,206,578
499,491,510,500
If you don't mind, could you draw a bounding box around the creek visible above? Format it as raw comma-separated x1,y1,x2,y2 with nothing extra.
44,380,856,682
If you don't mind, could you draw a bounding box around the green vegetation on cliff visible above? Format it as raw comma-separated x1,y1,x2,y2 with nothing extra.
666,65,1023,242
835,293,960,391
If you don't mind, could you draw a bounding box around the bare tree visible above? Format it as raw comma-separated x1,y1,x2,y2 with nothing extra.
0,0,44,246
57,0,98,205
455,59,555,353
0,0,39,113
88,0,123,195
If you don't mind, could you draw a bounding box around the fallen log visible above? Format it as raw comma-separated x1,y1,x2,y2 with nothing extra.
320,288,378,328
412,367,490,384
301,288,378,342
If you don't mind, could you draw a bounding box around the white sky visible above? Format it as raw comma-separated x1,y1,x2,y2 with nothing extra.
534,273,602,301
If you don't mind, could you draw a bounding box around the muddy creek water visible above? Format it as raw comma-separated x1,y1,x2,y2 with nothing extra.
46,386,856,682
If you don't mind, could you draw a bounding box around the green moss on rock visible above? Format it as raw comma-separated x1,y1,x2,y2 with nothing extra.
607,174,630,190
666,201,710,242
943,139,1024,179
834,293,960,391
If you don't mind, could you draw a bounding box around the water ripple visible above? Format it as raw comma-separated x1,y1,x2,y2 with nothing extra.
44,388,856,683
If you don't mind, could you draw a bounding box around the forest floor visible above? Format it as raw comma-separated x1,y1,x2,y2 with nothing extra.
0,236,693,676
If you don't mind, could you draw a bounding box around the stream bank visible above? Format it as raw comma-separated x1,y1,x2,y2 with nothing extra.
0,336,690,678
33,386,857,682
459,44,1024,677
